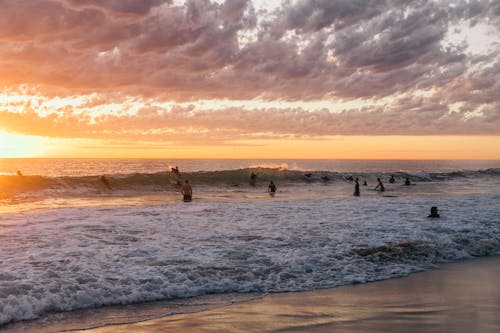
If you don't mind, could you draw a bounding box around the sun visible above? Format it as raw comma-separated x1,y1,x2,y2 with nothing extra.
0,131,43,158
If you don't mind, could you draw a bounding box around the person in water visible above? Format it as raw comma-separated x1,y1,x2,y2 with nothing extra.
374,178,385,192
363,180,367,186
404,177,411,186
16,170,23,176
353,177,360,196
389,175,395,183
268,180,277,195
171,166,180,175
428,206,440,218
100,175,112,190
250,172,257,186
181,179,192,201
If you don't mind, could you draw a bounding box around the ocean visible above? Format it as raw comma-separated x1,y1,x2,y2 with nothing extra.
0,159,499,329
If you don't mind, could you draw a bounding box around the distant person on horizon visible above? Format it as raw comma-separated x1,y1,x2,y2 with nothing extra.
374,178,385,192
428,206,440,218
181,180,192,202
353,178,360,196
16,170,22,177
389,175,395,183
250,172,257,186
268,180,277,195
100,175,112,190
404,177,411,186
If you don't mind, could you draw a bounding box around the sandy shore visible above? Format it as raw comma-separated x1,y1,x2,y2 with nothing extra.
3,256,500,333
81,256,500,333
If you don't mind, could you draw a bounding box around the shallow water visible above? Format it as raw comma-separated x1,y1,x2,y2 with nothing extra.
0,159,499,327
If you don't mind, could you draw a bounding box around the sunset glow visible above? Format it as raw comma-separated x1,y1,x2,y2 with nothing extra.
0,0,499,159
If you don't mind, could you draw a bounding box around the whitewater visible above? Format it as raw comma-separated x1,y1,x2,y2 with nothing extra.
0,159,499,327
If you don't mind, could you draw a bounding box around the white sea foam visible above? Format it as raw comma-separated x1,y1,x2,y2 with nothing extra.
0,193,499,326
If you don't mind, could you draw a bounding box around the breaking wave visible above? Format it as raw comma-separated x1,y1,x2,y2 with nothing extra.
1,167,499,199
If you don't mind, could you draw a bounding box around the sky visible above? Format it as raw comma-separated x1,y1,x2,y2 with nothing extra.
0,0,499,159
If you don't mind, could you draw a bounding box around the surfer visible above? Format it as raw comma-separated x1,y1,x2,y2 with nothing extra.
353,177,360,196
404,177,411,186
268,180,277,195
374,178,385,192
171,166,180,176
345,175,354,181
389,175,395,183
428,206,440,218
250,172,257,186
181,180,192,201
100,175,112,190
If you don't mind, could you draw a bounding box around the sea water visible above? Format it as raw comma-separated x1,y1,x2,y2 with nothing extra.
0,159,499,328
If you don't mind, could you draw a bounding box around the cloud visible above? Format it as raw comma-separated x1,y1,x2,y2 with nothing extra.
0,0,498,138
1,92,498,145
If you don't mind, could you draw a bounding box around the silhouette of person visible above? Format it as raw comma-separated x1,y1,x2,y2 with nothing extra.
100,175,112,190
389,175,395,183
250,172,257,186
16,170,22,176
428,206,440,218
374,178,385,192
363,180,367,186
353,177,360,196
181,179,192,201
404,177,411,186
268,180,277,195
171,166,180,175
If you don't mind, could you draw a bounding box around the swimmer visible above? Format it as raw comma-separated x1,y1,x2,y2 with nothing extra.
363,180,367,186
374,178,385,192
268,180,277,195
181,179,192,202
389,175,395,183
404,177,411,186
353,177,360,197
16,170,22,177
428,206,440,218
250,172,257,186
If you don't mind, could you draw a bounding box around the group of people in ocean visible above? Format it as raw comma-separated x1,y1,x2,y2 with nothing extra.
97,166,439,218
352,175,412,197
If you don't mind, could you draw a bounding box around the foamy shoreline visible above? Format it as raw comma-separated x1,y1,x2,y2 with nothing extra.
3,255,500,333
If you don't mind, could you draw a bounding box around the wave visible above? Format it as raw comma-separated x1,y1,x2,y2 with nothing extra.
1,167,499,199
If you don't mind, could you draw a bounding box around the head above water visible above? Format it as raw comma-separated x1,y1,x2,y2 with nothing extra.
428,206,440,218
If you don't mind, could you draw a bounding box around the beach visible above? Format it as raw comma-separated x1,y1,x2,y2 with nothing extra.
0,159,499,331
77,256,500,333
4,256,499,333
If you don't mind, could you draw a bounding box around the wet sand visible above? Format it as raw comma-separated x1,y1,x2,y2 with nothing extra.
3,256,500,333
75,256,500,333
